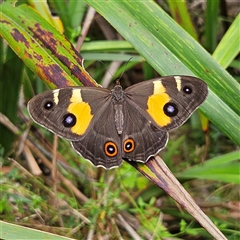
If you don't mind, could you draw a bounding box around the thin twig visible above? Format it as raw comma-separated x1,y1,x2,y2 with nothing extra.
76,6,96,51
117,214,142,240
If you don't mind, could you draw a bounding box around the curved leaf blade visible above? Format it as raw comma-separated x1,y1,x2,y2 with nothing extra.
212,14,240,69
0,2,97,88
179,151,240,184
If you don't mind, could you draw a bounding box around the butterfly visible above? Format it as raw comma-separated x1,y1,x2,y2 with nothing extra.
28,75,208,169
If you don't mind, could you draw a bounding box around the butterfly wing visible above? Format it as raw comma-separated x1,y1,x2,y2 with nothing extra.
28,87,111,141
121,100,169,162
28,76,208,169
125,76,208,131
28,86,123,169
122,76,208,161
71,102,123,169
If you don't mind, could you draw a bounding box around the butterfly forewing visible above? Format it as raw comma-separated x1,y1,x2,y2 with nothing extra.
28,87,111,141
125,76,208,131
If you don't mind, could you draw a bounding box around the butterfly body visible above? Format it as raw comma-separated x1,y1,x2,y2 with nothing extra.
28,76,208,169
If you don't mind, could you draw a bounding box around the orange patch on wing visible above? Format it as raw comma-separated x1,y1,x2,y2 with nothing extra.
147,81,171,127
68,89,93,135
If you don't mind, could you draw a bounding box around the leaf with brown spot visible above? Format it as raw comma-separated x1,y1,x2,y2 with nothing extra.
0,2,98,89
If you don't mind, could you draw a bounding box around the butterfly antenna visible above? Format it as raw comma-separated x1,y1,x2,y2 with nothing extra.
99,58,133,87
117,57,133,84
98,60,118,87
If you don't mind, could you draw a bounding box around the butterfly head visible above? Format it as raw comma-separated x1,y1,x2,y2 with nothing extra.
112,82,124,102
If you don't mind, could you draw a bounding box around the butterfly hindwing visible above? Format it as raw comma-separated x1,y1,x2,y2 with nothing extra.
71,102,123,169
121,100,169,162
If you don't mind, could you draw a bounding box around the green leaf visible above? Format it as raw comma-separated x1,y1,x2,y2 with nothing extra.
167,0,198,40
48,0,87,40
0,45,23,154
81,52,143,62
0,221,74,240
178,151,240,184
212,14,240,69
0,2,97,89
81,40,134,52
84,1,240,145
205,0,220,52
27,0,63,32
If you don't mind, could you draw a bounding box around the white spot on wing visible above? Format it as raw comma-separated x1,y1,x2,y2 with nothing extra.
53,89,60,104
174,76,182,91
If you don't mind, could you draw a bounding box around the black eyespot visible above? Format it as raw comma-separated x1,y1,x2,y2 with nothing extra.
44,101,54,110
104,142,118,157
125,142,132,151
183,86,192,94
163,102,178,117
63,113,76,128
124,139,135,153
107,145,115,154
